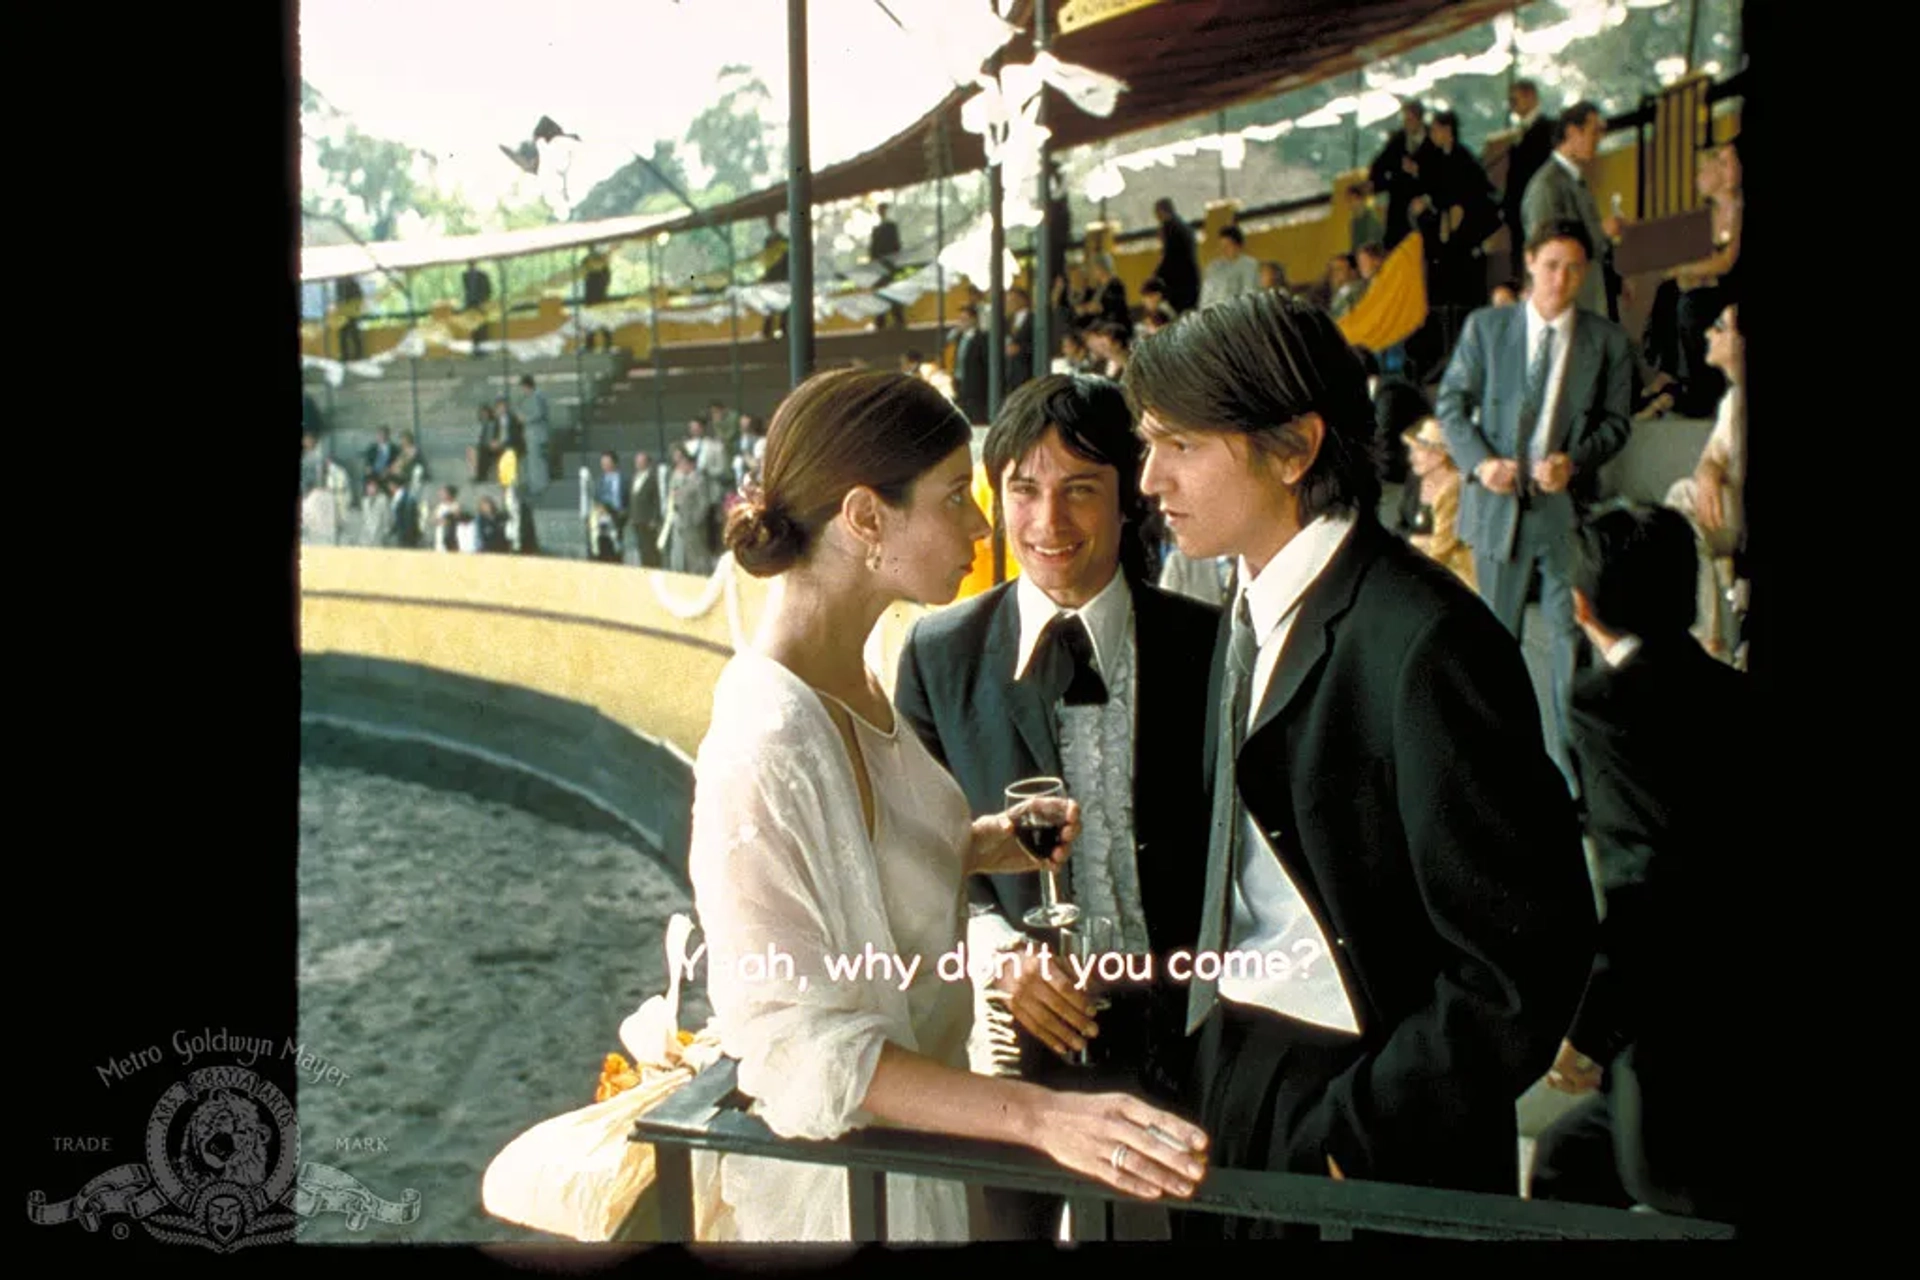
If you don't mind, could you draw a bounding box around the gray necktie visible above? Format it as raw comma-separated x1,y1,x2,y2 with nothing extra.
1186,592,1259,1034
1515,326,1555,498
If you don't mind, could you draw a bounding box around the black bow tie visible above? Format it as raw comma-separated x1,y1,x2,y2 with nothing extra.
1028,613,1108,707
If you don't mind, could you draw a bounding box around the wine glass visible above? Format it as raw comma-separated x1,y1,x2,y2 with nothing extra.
1060,915,1117,1067
1006,777,1079,929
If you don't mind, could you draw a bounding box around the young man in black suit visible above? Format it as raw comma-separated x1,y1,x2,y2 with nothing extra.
1004,287,1036,392
1529,503,1748,1224
895,374,1218,1239
952,303,990,424
1501,80,1556,282
1125,291,1595,1236
1367,99,1441,250
1152,198,1200,315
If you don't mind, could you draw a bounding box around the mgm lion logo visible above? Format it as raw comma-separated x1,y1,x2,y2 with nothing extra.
29,1064,419,1251
141,1067,300,1249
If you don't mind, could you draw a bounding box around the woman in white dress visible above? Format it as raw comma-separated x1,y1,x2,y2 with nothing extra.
690,369,1209,1242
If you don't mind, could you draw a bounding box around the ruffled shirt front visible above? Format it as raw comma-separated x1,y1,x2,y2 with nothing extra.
1002,572,1151,955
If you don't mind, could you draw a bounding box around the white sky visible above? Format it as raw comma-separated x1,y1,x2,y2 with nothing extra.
298,0,1009,215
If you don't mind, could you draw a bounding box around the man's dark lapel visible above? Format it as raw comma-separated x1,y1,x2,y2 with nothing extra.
982,585,1062,779
1247,520,1377,745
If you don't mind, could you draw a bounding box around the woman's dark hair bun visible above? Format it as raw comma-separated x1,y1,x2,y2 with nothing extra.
725,498,807,577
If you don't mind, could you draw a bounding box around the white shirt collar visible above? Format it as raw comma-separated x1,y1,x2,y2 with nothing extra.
1526,299,1576,347
1603,634,1642,669
1552,150,1583,181
1237,512,1356,645
1518,107,1541,129
1014,568,1131,682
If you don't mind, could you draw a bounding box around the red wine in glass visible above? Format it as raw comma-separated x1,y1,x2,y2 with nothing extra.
1007,777,1078,928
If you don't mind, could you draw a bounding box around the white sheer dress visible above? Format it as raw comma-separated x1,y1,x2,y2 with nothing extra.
687,649,975,1242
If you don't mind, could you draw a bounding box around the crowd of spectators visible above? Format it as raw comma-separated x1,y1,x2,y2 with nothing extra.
585,400,769,576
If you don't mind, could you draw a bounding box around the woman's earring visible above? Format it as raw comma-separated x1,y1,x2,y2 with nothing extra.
866,543,884,572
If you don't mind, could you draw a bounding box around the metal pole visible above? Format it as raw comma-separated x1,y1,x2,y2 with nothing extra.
1350,71,1362,170
649,237,666,458
498,258,510,407
1032,0,1053,384
1217,110,1229,201
786,0,816,387
987,162,1005,420
935,168,947,356
574,250,587,465
322,283,336,425
984,40,1010,587
406,270,421,443
727,227,742,415
1684,0,1702,74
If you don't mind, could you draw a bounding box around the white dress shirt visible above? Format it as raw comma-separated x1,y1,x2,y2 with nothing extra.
1200,255,1263,310
968,571,1151,956
1525,300,1578,462
1222,512,1362,1035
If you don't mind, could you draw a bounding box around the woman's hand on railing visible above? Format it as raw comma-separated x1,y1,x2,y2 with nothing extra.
1028,1090,1209,1201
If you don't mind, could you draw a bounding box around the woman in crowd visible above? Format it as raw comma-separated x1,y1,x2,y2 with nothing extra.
690,369,1208,1242
1086,320,1131,380
1400,417,1476,590
1643,137,1742,417
665,444,716,575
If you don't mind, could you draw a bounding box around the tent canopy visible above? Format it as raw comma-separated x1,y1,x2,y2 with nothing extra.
299,209,682,285
684,0,1527,226
302,0,1524,283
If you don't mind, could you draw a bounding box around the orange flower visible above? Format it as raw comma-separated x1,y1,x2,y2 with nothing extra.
594,1052,641,1103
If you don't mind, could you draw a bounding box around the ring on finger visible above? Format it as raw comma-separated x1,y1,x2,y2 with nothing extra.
1111,1143,1127,1172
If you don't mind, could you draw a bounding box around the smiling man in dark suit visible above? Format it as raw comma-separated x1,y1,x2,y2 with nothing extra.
895,373,1217,1239
1437,218,1634,787
1126,291,1594,1238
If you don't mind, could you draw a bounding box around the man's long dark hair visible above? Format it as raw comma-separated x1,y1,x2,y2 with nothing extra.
1122,290,1382,523
984,374,1153,583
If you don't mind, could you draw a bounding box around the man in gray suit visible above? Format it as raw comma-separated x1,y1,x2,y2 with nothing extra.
1437,219,1633,786
1520,103,1625,321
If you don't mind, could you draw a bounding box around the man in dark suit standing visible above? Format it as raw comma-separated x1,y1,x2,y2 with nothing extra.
462,260,494,357
581,244,612,351
896,374,1217,1239
952,304,990,424
1368,99,1441,250
1438,219,1634,786
869,202,905,330
1502,80,1557,282
1529,504,1747,1225
1126,292,1594,1236
627,449,664,568
1004,286,1035,393
1151,198,1200,315
1521,103,1625,321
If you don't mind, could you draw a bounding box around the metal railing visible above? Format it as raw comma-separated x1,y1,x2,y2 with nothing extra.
625,1057,1735,1243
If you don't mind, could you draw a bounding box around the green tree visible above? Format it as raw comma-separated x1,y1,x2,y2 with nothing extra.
687,65,777,194
572,140,693,222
